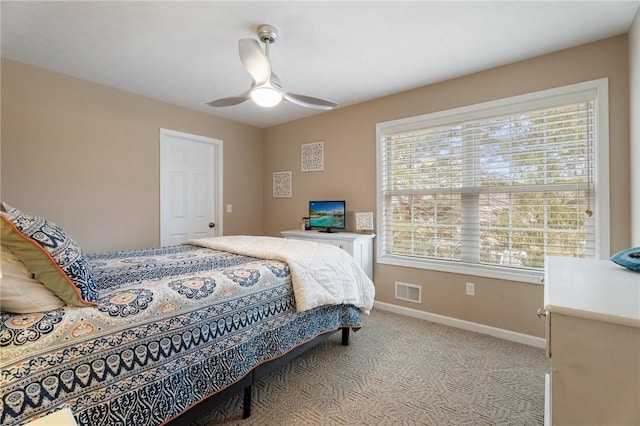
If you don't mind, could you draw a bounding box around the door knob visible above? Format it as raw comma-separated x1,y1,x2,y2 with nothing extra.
209,223,215,228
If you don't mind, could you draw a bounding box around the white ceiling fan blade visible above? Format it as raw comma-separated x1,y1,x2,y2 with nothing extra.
207,94,250,107
283,93,337,110
239,38,271,86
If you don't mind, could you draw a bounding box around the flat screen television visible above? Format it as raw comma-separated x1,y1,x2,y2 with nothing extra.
309,200,346,233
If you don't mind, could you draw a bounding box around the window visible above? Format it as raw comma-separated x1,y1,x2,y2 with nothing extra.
376,79,610,283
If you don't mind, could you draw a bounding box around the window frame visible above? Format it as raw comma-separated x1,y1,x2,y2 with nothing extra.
376,78,610,284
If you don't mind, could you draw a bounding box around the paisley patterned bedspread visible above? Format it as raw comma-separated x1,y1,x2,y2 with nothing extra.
0,244,361,425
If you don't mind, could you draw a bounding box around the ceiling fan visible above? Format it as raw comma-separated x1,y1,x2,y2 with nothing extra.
207,24,337,110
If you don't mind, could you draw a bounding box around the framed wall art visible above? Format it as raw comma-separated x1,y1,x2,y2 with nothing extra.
273,171,292,198
301,141,324,172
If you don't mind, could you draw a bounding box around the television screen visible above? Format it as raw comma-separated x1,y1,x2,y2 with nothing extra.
309,200,346,233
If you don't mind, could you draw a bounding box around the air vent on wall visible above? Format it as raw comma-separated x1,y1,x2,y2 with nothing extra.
395,281,421,303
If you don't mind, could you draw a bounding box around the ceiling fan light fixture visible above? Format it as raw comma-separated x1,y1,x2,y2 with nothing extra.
251,85,282,107
208,24,336,111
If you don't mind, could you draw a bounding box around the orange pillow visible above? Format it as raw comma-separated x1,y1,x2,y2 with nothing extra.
1,212,99,307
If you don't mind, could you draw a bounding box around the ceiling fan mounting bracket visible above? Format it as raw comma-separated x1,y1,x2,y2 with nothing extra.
257,24,278,45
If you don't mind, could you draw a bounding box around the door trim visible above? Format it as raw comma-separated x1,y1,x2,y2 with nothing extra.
159,128,223,245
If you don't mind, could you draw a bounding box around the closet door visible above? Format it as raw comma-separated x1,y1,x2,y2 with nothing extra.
160,129,223,246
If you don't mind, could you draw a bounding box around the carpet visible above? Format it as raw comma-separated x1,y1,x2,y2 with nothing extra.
193,308,548,425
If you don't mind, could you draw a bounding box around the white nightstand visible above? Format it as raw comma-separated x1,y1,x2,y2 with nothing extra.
281,230,375,280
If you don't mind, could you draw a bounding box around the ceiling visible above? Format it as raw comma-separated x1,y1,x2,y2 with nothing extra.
2,1,639,128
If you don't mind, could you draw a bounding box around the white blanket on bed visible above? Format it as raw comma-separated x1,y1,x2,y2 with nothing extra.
186,235,375,314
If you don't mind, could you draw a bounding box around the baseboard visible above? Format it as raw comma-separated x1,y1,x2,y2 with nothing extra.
373,301,546,349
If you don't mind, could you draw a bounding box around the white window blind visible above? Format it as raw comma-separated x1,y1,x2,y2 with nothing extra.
376,79,609,282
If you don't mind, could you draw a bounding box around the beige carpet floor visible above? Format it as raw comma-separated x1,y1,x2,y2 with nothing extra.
193,309,549,425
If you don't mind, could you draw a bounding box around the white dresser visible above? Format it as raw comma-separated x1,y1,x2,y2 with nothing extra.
280,230,375,280
543,256,640,425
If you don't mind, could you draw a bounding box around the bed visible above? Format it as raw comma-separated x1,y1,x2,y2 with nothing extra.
0,205,374,425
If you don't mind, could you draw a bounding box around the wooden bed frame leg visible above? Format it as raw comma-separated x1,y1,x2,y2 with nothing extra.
242,385,252,419
341,327,350,346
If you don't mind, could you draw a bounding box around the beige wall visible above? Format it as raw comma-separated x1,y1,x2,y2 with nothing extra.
630,10,640,246
1,59,264,253
1,35,632,339
263,36,631,338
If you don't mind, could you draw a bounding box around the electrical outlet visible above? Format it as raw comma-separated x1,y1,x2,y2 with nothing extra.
466,282,475,296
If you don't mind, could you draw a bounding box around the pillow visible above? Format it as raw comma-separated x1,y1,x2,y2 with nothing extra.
0,245,65,313
0,201,19,214
610,247,640,272
0,211,99,306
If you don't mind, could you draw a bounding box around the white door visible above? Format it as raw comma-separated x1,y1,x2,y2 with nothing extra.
160,129,223,246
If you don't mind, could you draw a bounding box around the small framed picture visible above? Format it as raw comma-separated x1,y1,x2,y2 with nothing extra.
273,171,292,198
355,212,374,232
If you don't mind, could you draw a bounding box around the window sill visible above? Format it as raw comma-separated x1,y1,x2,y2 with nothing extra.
378,254,544,285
